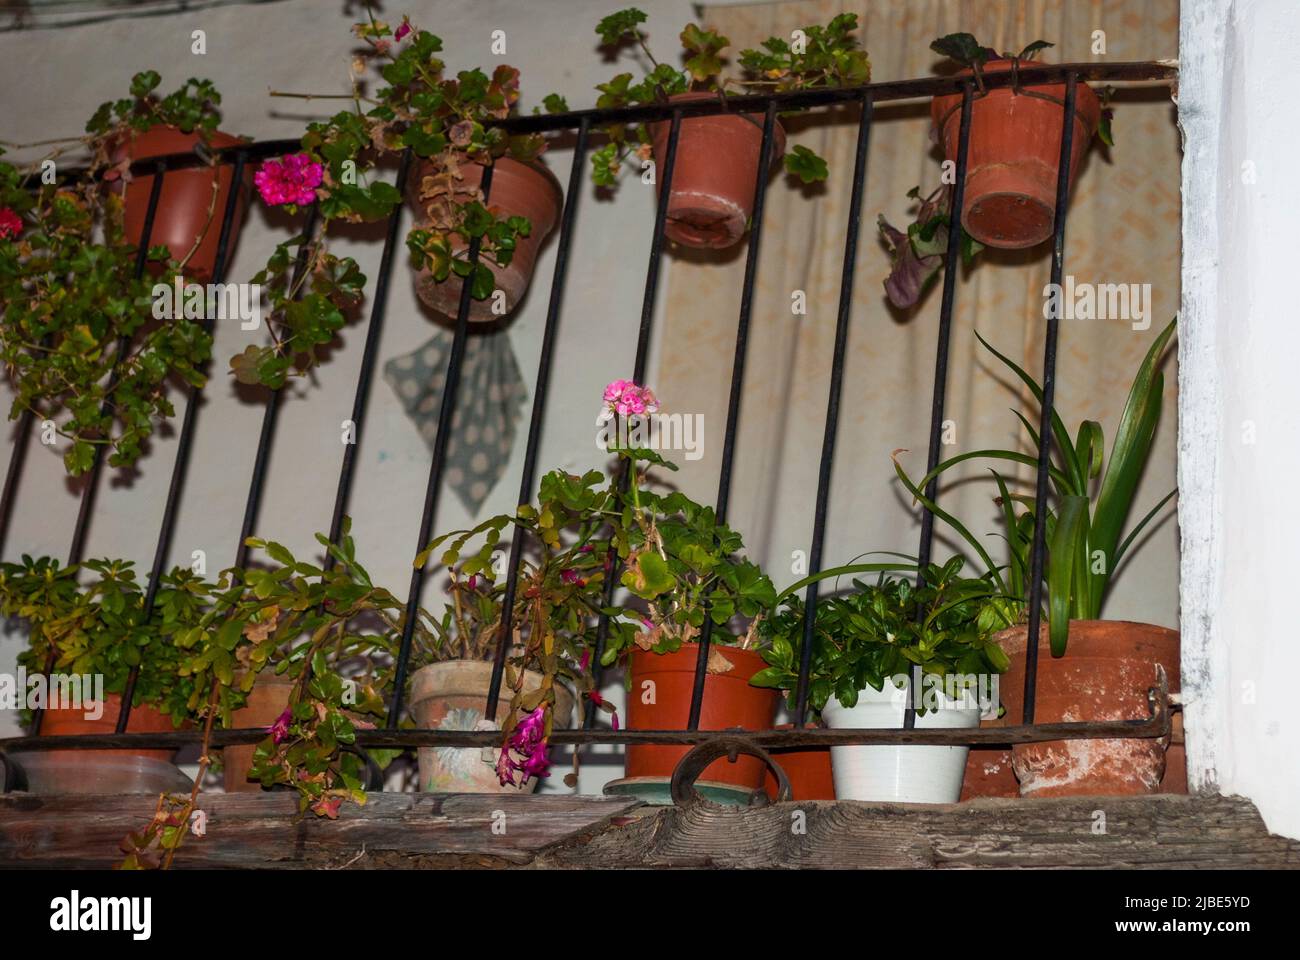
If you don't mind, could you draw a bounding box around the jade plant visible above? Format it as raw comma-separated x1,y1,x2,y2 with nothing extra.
0,72,226,475
582,8,870,187
878,34,1115,309
239,12,546,387
752,558,1015,714
893,319,1176,656
0,555,210,725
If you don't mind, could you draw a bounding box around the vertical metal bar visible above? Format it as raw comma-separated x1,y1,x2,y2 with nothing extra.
323,150,413,562
792,92,874,726
905,83,974,730
31,161,165,736
117,150,248,732
0,409,35,560
485,118,590,722
233,203,321,571
584,107,683,727
1023,73,1079,724
386,163,496,729
686,101,778,731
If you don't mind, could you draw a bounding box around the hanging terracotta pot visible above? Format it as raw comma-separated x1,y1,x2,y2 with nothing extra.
612,643,778,803
110,125,250,282
222,673,295,793
406,157,564,323
761,723,835,801
29,694,189,794
996,620,1179,797
648,92,787,250
409,660,575,794
931,60,1101,249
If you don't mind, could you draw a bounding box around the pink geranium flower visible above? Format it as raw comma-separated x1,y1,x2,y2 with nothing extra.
0,207,22,240
603,379,660,418
394,18,412,42
254,153,324,207
268,707,292,744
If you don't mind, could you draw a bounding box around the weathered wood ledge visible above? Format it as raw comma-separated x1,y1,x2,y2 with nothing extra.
1,792,1296,869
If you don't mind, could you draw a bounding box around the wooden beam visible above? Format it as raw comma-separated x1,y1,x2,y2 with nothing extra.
1,792,1295,869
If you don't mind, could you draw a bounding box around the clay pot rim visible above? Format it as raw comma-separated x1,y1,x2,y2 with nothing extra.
995,618,1179,655
408,658,576,710
652,90,789,155
108,123,250,162
931,58,1102,134
407,154,565,235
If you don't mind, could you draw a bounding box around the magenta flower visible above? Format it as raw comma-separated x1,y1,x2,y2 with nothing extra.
394,18,412,41
0,207,21,240
587,689,621,731
254,153,324,207
496,707,551,787
561,568,586,588
603,379,659,418
268,707,292,744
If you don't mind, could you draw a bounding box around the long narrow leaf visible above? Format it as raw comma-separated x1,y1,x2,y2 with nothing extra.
912,447,1075,501
1113,488,1178,568
1048,495,1090,655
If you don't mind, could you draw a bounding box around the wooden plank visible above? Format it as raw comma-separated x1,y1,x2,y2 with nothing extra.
2,792,1296,869
539,794,1300,870
0,792,641,869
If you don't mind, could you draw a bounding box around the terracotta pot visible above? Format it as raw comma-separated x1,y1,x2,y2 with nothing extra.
648,92,787,250
222,674,295,793
625,643,779,789
996,620,1179,797
931,60,1101,249
762,724,835,801
111,125,250,282
33,695,188,793
406,157,563,322
409,660,575,793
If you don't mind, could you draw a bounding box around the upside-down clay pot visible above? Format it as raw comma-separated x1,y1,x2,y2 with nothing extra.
29,695,189,794
223,674,295,793
406,157,564,323
996,620,1180,797
408,660,575,794
931,60,1101,249
648,92,787,249
624,644,779,790
762,724,835,801
110,125,250,282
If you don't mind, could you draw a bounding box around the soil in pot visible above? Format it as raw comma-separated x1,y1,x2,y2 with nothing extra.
33,694,189,794
931,61,1101,249
222,673,296,793
111,125,250,282
822,682,982,803
648,92,787,250
407,157,563,322
998,620,1179,797
623,643,779,792
409,660,575,794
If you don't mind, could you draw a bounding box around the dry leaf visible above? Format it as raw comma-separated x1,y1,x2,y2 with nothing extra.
707,647,734,675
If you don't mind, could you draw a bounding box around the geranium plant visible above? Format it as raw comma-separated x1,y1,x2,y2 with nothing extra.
584,8,869,187
238,12,546,387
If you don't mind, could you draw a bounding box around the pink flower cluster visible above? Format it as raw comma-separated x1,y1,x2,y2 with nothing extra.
603,379,659,418
0,207,21,240
268,707,293,744
496,707,551,787
254,153,324,207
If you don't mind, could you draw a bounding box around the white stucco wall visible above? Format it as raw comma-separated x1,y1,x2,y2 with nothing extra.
0,0,699,793
1180,0,1300,838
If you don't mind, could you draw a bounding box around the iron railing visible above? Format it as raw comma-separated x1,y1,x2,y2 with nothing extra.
0,61,1179,788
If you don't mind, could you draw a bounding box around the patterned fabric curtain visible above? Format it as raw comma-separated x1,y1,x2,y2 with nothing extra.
653,0,1180,627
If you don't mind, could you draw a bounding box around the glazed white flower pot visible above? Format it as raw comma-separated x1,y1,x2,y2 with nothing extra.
821,680,982,803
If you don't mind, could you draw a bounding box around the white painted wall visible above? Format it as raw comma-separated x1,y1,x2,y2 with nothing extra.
0,0,699,793
1180,0,1300,838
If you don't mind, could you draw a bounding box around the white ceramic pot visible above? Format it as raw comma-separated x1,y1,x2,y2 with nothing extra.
821,679,982,803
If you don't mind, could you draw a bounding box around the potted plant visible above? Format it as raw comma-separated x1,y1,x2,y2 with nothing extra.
584,9,869,249
878,36,1115,309
752,559,1013,803
88,71,250,281
894,319,1178,796
0,556,207,793
0,149,214,475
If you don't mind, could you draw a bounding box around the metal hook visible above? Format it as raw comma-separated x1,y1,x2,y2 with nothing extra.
669,735,791,807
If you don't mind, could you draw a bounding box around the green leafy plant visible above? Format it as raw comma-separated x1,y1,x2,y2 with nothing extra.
0,74,224,475
893,319,1177,656
751,558,1014,714
240,13,547,387
582,8,869,187
0,555,210,725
